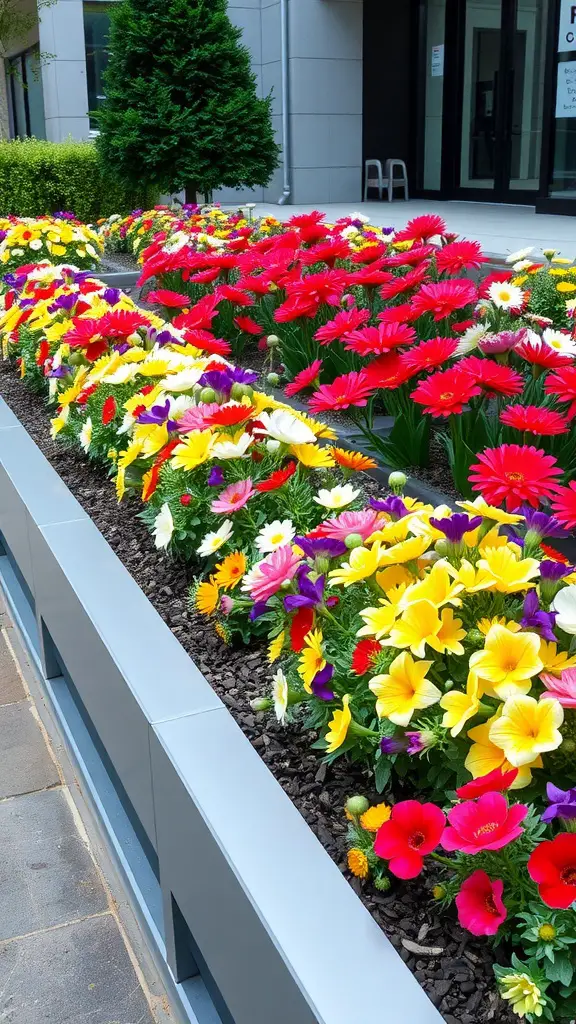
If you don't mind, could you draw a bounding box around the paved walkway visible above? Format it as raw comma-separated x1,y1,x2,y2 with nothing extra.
0,597,163,1024
239,199,576,261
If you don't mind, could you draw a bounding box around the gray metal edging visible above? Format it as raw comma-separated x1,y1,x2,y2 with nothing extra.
0,397,442,1024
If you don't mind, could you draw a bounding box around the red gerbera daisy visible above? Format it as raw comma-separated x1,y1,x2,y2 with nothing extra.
101,395,117,425
173,293,219,331
393,214,447,243
544,365,576,418
550,481,576,529
469,443,563,510
184,332,231,357
308,371,373,413
188,267,221,285
145,289,190,308
411,367,481,417
410,279,478,321
363,352,417,390
528,834,576,909
344,322,416,357
457,356,524,397
255,460,297,492
301,237,351,267
515,334,573,369
377,303,414,324
205,404,255,427
214,284,253,307
500,404,570,436
351,242,387,265
314,307,370,345
290,606,315,652
65,318,104,348
284,359,322,397
100,309,150,337
379,263,430,300
435,240,488,275
346,265,395,288
540,542,571,563
401,336,458,375
234,315,262,335
287,270,348,306
451,319,476,333
36,340,50,367
351,638,381,675
381,245,436,268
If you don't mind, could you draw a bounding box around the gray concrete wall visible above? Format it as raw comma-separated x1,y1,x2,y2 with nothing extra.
38,0,90,141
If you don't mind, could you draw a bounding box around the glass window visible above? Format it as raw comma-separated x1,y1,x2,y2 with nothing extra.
7,47,45,139
509,0,548,191
551,57,576,198
83,1,112,129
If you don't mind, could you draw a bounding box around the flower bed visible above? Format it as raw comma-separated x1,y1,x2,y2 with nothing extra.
3,214,576,1021
0,214,103,272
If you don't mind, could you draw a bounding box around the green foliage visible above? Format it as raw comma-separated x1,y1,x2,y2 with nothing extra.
0,139,157,220
96,0,280,196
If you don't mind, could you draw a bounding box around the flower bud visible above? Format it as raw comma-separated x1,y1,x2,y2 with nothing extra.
231,382,254,401
432,884,447,900
345,795,370,817
434,538,449,556
345,533,364,550
562,738,576,754
543,249,557,260
443,678,455,692
267,334,280,349
374,875,391,892
199,387,216,404
538,923,556,941
250,696,273,711
388,470,407,494
267,372,280,387
180,494,192,506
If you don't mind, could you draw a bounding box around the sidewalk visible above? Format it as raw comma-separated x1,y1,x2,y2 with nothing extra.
241,199,576,261
0,596,164,1024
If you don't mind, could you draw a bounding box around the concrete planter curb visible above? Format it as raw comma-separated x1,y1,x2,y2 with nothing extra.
0,396,442,1024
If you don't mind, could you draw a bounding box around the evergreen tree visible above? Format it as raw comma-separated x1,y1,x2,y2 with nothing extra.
96,0,279,198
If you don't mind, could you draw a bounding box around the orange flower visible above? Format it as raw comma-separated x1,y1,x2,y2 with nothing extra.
347,849,369,879
329,446,377,471
213,550,247,590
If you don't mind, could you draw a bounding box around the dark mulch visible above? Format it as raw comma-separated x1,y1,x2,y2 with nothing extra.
0,362,514,1023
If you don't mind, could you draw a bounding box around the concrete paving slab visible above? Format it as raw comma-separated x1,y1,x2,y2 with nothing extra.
0,630,25,705
0,912,155,1024
0,701,60,798
0,788,108,939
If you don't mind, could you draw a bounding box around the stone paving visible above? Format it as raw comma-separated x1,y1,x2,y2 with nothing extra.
0,600,159,1024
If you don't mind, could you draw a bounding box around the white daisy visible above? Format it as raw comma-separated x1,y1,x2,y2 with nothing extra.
454,322,490,357
512,259,534,273
255,519,295,555
487,281,525,310
254,409,316,446
28,239,43,251
314,484,360,510
552,585,576,635
350,211,370,223
152,503,174,550
197,519,234,558
272,668,289,724
505,246,534,264
160,368,204,392
542,328,576,355
79,417,93,453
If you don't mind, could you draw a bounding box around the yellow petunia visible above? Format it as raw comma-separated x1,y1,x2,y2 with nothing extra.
435,607,466,655
329,544,382,587
465,716,542,788
325,695,352,753
377,535,430,567
369,651,441,726
476,546,540,594
289,443,335,469
298,629,326,691
375,565,413,592
469,624,543,699
441,671,482,737
477,616,522,635
381,600,442,659
171,430,214,472
267,630,285,664
489,694,563,767
367,516,411,546
357,601,397,639
447,558,497,593
398,560,464,610
539,640,576,675
456,496,525,525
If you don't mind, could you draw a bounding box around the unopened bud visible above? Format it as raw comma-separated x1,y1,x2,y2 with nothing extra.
250,696,272,712
443,678,455,692
433,884,447,900
345,533,364,550
267,334,280,349
345,795,370,817
267,372,280,386
199,387,216,404
388,471,407,494
435,538,449,556
231,383,254,401
543,249,556,260
374,875,391,892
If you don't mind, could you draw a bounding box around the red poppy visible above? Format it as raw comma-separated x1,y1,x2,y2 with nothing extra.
411,366,481,417
344,322,416,357
301,238,351,267
441,792,527,854
457,356,524,397
284,359,322,397
255,460,297,492
544,365,576,417
478,269,514,299
377,303,414,324
516,334,573,369
528,834,576,909
410,279,478,321
500,404,570,436
205,404,255,427
314,307,371,345
308,371,373,413
351,638,381,675
551,481,576,529
469,443,563,510
36,340,50,367
393,214,447,243
401,336,458,375
456,767,519,799
455,871,507,937
101,396,117,425
374,799,446,879
214,284,253,307
234,316,262,335
146,289,190,308
290,606,315,652
435,239,488,275
363,352,416,390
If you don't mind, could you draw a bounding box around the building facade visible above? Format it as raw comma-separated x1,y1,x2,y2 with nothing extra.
3,0,576,213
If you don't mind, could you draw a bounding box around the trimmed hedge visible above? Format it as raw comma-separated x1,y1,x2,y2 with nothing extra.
0,139,158,221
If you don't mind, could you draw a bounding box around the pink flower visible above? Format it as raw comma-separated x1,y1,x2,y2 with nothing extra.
541,669,576,708
211,478,255,514
441,792,528,854
176,403,220,432
310,509,382,542
242,545,302,603
220,595,234,615
455,871,507,936
284,359,322,397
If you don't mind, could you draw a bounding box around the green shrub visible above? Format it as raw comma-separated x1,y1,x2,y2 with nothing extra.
0,138,158,221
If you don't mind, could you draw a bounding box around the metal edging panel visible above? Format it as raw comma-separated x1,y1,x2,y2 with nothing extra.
0,397,443,1024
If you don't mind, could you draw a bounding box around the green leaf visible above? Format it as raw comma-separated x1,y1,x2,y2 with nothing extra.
545,953,573,988
374,756,392,794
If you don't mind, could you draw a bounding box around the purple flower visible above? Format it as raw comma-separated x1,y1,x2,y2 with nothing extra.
137,400,171,425
48,293,77,313
249,601,269,621
380,736,406,755
0,230,7,243
47,365,71,378
542,783,576,823
520,591,557,642
521,506,568,542
293,535,347,559
284,569,325,611
199,370,234,395
53,210,76,220
207,466,225,487
406,732,426,755
3,273,26,289
540,560,575,582
369,495,409,519
71,271,93,284
229,366,259,386
311,664,334,701
103,287,121,306
429,513,482,544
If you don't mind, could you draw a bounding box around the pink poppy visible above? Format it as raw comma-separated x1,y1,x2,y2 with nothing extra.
310,509,382,543
176,403,220,432
244,545,302,603
541,669,576,708
211,479,255,515
442,792,528,854
455,871,507,936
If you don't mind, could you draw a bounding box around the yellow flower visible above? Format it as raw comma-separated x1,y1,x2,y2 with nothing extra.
357,601,397,639
289,443,335,468
213,550,246,590
477,616,521,636
469,625,543,699
489,694,564,767
498,972,546,1019
377,535,430,566
367,517,411,546
329,446,377,471
347,849,369,879
325,695,352,753
435,607,466,655
382,600,443,658
441,671,482,737
456,497,525,525
171,430,214,471
476,546,540,594
539,640,576,675
50,407,70,437
369,651,440,725
268,630,285,664
557,281,576,293
329,544,382,587
195,580,220,615
444,558,495,593
133,423,170,458
360,803,392,832
298,629,326,690
399,560,464,610
465,717,541,788
375,565,413,591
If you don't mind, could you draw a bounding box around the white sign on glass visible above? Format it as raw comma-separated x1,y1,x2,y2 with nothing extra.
556,61,576,117
558,0,576,51
431,44,444,78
